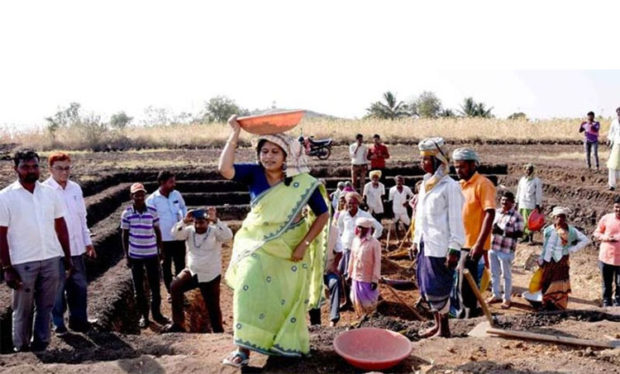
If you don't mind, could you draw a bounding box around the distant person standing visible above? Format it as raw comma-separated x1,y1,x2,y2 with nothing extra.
579,111,600,170
452,148,496,319
349,133,369,192
606,107,620,191
0,149,73,352
367,134,390,178
146,171,188,299
388,175,414,236
363,170,385,221
43,152,97,334
515,163,543,244
592,196,620,307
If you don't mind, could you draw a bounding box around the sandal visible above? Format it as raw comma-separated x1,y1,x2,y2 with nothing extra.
222,350,249,368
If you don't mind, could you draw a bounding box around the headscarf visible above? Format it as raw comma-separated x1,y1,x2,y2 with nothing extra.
524,163,535,179
369,170,382,180
337,181,345,189
452,147,480,164
254,133,310,178
355,217,375,228
344,191,363,203
551,206,571,217
418,137,450,191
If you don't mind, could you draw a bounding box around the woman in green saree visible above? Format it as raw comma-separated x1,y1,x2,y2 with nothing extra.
219,115,330,368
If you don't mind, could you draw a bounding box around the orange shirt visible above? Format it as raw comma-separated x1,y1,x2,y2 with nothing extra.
459,172,496,250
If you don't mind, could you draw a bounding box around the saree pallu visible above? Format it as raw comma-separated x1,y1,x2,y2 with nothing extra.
225,173,328,357
541,255,571,310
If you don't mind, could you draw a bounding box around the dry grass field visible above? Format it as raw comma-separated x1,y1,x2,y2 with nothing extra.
1,117,614,152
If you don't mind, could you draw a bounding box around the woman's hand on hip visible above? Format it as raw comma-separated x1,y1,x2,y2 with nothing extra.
291,242,308,262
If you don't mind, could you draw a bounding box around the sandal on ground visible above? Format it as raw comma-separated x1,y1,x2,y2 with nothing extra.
486,297,502,304
501,301,511,309
222,350,249,368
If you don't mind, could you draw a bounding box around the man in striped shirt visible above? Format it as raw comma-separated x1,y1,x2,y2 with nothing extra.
121,183,169,328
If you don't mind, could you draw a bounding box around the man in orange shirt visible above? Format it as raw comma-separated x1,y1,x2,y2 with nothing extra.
451,148,496,319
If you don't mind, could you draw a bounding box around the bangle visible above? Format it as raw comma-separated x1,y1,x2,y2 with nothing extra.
304,240,311,246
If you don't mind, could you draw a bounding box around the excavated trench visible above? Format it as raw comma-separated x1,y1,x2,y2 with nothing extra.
1,164,513,353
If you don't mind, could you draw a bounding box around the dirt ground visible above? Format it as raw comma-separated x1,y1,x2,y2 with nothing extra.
1,142,619,373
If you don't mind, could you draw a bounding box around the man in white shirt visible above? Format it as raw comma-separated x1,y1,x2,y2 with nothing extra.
412,138,465,338
43,152,97,335
515,163,543,244
0,149,73,352
389,175,414,235
349,133,369,192
146,171,188,298
162,207,232,333
607,107,620,191
363,170,385,221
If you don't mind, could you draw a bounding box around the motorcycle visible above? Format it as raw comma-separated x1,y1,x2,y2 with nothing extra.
298,136,333,160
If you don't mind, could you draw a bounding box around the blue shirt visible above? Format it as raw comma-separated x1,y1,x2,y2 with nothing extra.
146,189,187,242
233,163,328,215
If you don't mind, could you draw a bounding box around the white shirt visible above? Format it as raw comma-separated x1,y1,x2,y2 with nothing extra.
608,118,620,144
146,189,187,242
171,220,233,282
331,189,343,211
389,185,413,214
337,209,382,250
516,176,543,210
43,177,92,256
0,181,66,265
363,182,385,214
413,174,465,257
349,143,369,165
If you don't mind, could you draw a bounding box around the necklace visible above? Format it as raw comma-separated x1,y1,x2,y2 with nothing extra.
192,228,210,248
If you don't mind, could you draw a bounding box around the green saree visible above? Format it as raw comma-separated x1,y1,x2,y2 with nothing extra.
225,173,329,357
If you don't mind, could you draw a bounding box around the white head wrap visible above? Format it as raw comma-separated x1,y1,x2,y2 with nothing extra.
452,147,480,163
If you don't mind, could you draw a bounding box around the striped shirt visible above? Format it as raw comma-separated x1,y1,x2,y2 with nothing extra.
120,205,159,258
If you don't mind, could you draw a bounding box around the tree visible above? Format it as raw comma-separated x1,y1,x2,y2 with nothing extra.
204,96,249,123
507,112,527,120
414,91,442,118
45,102,81,137
459,97,493,118
109,111,133,129
438,108,456,118
365,91,411,120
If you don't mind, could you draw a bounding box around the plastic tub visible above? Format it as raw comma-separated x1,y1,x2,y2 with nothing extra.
333,327,413,371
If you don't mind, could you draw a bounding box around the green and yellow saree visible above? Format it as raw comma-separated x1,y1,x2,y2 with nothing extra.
225,173,328,357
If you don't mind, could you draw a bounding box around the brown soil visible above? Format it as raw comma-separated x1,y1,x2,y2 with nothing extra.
1,143,620,373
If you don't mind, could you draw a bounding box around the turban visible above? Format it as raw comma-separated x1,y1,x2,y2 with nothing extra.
551,206,571,217
524,163,535,170
344,191,363,203
418,137,449,166
355,217,375,228
452,147,480,163
369,170,382,179
254,133,309,178
337,181,345,188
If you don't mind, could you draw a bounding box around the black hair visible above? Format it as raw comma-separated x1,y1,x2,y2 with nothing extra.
501,190,515,201
373,134,380,139
614,195,620,205
355,133,363,139
587,111,595,116
157,170,175,184
256,139,293,186
13,148,39,167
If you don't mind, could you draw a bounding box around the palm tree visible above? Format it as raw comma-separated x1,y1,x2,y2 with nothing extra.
459,97,493,118
366,91,411,120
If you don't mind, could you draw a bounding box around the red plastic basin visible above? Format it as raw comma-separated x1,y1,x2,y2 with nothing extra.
237,110,305,135
333,328,413,371
528,210,545,232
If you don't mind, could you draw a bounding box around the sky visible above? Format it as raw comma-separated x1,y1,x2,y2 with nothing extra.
1,0,619,128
